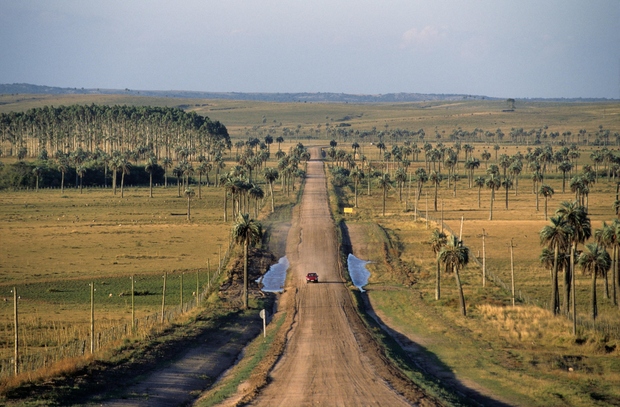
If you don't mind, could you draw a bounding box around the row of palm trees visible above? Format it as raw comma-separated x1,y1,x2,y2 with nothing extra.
325,138,620,221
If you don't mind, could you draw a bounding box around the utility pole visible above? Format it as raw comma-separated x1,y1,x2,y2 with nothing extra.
482,229,487,288
510,239,516,307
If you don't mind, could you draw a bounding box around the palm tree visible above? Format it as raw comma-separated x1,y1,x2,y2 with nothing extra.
195,162,208,199
539,184,555,220
232,213,263,309
394,167,407,202
263,167,279,213
162,157,172,188
57,159,69,194
145,155,157,198
378,173,391,216
474,176,485,208
173,166,183,197
429,229,447,300
77,165,86,194
578,243,611,320
438,235,470,316
558,161,573,193
248,184,264,218
501,177,513,209
486,175,501,220
594,222,614,300
540,216,572,315
350,167,364,208
429,171,442,212
532,171,543,211
556,201,592,334
32,166,43,191
117,157,131,198
184,187,195,221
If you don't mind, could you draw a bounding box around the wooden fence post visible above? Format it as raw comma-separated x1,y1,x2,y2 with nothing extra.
14,287,18,376
161,272,167,324
90,282,95,354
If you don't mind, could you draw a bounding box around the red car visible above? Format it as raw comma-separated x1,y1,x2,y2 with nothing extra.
306,273,319,283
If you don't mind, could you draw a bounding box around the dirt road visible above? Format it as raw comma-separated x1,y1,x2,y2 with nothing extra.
249,150,434,406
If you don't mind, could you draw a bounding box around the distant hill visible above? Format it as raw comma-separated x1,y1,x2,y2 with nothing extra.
0,83,496,103
0,83,616,103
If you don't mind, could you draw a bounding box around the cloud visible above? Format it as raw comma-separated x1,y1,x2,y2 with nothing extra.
400,26,444,49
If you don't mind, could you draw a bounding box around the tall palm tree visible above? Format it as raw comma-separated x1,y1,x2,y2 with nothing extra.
540,216,572,315
501,177,513,209
117,156,131,198
173,166,183,198
578,243,611,321
438,235,470,316
378,173,391,216
556,201,592,334
486,175,501,220
162,157,172,188
429,229,447,300
263,167,279,213
539,184,555,220
57,158,69,195
350,167,364,208
232,213,263,309
532,171,543,211
33,166,43,191
145,155,157,198
184,187,195,221
429,170,442,212
474,176,485,208
77,165,86,194
248,184,264,218
195,162,208,199
394,167,407,202
558,161,573,193
594,221,615,300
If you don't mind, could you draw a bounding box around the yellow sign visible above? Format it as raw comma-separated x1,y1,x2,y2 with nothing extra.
344,207,353,213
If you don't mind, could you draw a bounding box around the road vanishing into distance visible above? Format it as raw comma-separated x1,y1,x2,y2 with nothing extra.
249,149,436,406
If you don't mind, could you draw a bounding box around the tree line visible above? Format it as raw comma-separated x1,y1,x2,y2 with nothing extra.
0,104,230,160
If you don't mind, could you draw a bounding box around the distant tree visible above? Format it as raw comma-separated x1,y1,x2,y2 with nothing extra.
578,243,611,321
486,175,501,220
184,187,195,221
438,236,470,316
540,216,572,315
232,213,263,309
539,184,555,220
474,176,485,208
429,229,448,300
378,173,391,216
145,155,157,198
32,166,43,191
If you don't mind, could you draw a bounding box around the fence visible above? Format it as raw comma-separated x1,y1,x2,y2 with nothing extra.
0,242,233,380
416,210,620,340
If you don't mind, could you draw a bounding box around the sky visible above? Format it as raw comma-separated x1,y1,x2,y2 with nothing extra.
1,0,619,99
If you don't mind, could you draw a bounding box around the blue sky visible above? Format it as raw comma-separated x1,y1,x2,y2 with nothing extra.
1,0,619,98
